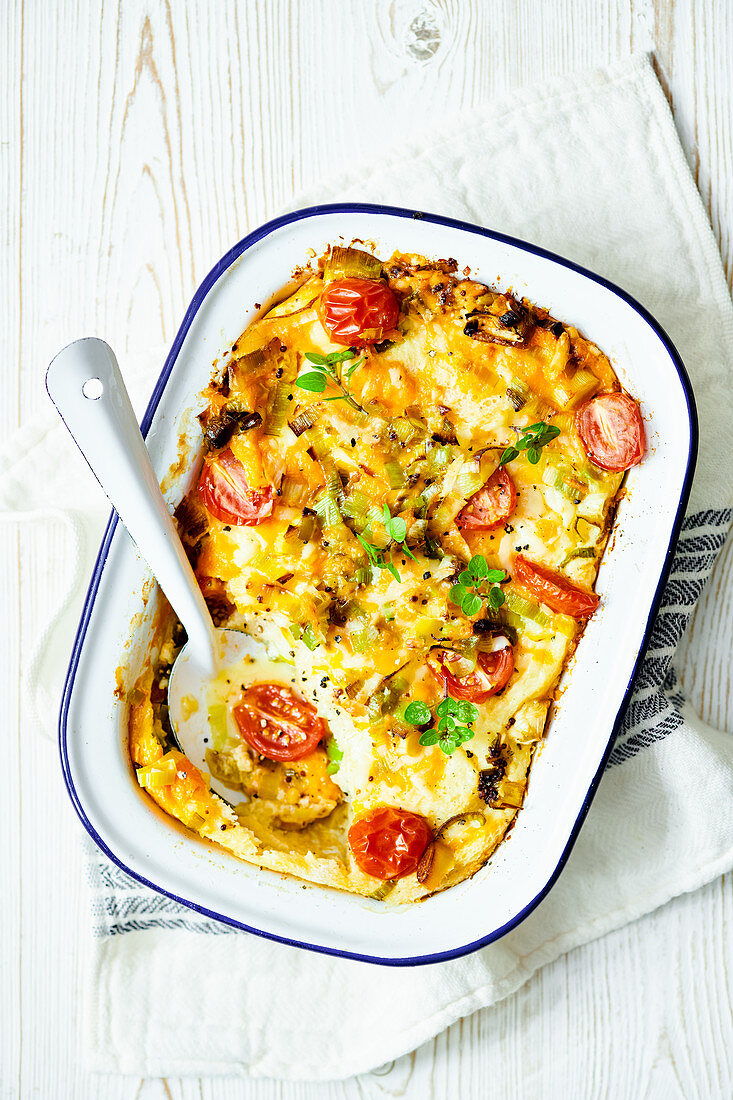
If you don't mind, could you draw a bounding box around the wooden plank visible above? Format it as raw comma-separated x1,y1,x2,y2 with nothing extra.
0,0,23,1096
4,0,732,1097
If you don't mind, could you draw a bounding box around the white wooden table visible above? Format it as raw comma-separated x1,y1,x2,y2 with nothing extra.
2,2,732,1096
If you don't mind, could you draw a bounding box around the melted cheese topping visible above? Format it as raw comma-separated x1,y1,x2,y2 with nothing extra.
130,249,626,903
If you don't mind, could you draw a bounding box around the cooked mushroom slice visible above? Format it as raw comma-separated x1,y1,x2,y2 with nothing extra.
174,496,209,543
201,404,262,448
197,576,236,626
204,412,236,448
230,409,264,433
463,307,529,346
478,763,527,810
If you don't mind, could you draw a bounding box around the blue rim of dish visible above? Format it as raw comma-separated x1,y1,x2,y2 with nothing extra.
55,202,698,966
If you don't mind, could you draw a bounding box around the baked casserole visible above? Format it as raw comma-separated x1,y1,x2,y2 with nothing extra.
128,244,646,902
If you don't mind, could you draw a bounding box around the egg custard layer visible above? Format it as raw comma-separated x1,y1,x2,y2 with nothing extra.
129,246,641,903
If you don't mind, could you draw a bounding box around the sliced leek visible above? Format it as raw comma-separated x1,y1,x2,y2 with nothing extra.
367,675,409,721
288,410,316,437
263,350,297,437
506,380,531,410
393,417,421,445
233,347,266,373
552,368,599,410
541,452,592,502
454,461,484,498
265,275,322,318
350,622,380,653
208,704,231,752
504,589,552,627
414,482,440,518
426,444,453,472
561,546,596,567
341,490,375,532
324,246,382,282
490,778,526,810
280,477,309,506
297,512,316,542
384,459,405,489
370,881,396,901
136,753,178,790
312,488,342,527
301,623,320,651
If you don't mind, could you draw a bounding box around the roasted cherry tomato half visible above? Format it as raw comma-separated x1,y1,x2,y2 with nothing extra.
513,554,600,618
576,392,646,472
198,447,274,526
233,682,326,761
427,646,515,703
457,467,517,530
348,807,433,880
319,278,399,347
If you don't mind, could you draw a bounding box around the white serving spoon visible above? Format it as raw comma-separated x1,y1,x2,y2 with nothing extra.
46,337,259,803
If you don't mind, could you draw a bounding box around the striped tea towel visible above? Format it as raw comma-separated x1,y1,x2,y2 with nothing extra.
3,53,733,1080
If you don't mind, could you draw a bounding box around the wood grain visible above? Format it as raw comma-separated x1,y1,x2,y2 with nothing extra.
1,1,731,1097
1,2,23,1098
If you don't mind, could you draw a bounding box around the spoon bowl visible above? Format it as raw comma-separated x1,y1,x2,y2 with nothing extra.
45,338,273,799
168,628,264,803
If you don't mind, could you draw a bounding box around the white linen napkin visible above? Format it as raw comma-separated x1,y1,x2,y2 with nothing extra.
4,54,733,1081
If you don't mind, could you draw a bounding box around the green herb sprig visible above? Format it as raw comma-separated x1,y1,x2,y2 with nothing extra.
382,504,417,561
355,504,417,583
404,697,479,756
356,535,401,583
449,554,507,616
295,348,365,411
499,421,560,466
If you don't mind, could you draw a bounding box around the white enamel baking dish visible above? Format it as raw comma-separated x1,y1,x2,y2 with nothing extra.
57,204,696,965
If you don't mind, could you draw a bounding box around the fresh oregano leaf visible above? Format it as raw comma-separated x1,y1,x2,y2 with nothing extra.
449,584,466,606
461,592,482,616
469,555,489,581
296,372,328,393
499,447,518,466
488,587,506,609
486,569,507,583
405,701,431,725
457,701,479,723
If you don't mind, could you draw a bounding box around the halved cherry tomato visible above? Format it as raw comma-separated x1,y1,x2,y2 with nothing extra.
198,447,273,526
233,683,326,762
513,554,599,618
348,807,432,880
457,468,517,530
576,392,646,472
427,646,515,703
319,278,399,347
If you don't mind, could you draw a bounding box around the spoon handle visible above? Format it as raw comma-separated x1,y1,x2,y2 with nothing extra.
46,337,215,672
